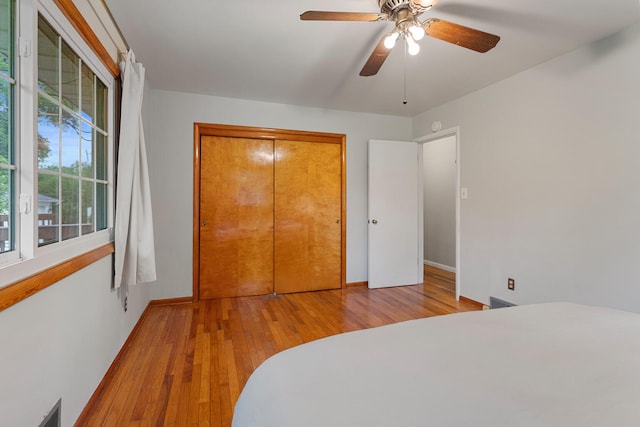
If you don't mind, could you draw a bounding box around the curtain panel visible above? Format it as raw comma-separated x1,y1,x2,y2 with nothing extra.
114,50,157,287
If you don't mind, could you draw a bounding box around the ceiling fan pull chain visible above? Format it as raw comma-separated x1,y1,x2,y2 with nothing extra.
403,41,408,105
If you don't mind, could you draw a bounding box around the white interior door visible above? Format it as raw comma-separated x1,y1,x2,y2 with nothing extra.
368,139,421,288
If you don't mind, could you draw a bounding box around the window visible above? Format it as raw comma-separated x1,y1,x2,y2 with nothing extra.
0,0,114,287
0,0,16,256
36,15,108,247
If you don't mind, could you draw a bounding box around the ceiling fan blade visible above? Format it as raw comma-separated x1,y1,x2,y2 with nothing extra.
359,36,391,77
424,18,500,53
300,11,383,22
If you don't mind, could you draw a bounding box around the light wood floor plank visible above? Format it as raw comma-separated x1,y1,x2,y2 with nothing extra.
77,268,480,426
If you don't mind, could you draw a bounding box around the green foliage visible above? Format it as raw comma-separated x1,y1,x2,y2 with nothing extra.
1,81,9,214
0,156,8,215
0,85,8,162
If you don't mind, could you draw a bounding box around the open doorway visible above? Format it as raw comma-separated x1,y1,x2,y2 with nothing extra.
416,128,460,299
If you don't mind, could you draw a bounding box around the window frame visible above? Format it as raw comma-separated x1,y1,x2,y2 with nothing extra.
0,0,19,266
0,0,115,289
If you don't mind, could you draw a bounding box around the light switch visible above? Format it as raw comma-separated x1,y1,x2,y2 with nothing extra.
460,187,468,200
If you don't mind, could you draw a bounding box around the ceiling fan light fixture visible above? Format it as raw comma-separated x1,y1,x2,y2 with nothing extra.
409,22,425,41
384,31,399,49
405,35,420,55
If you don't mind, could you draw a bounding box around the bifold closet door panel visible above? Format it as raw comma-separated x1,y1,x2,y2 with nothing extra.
199,136,274,299
274,140,342,293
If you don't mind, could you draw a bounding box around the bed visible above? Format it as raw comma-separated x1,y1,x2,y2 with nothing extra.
232,302,640,426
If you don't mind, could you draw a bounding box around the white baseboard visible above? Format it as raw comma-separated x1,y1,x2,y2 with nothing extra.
423,260,456,273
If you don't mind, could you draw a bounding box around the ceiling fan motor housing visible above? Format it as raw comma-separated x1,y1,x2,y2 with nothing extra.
379,0,433,18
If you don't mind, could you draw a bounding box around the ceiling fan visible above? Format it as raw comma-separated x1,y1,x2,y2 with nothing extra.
301,0,500,76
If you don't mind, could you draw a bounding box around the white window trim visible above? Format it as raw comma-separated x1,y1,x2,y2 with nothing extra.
0,0,22,268
0,0,115,288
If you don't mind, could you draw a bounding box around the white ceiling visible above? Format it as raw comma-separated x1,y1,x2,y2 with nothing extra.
104,0,640,117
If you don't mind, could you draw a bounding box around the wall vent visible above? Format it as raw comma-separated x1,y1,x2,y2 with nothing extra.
39,398,61,427
489,296,516,309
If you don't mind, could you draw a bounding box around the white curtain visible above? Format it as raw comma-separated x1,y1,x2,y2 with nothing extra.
114,50,157,288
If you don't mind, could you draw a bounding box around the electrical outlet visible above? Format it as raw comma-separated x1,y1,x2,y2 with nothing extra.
508,278,515,291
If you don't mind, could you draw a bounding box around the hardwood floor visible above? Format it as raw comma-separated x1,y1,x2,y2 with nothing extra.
423,264,456,293
77,267,479,426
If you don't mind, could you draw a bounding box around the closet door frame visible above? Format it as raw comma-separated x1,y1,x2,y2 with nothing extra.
192,123,346,302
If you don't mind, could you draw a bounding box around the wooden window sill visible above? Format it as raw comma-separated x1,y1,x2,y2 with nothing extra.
0,243,115,312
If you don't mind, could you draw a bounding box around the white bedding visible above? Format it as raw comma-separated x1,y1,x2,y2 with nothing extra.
232,303,640,426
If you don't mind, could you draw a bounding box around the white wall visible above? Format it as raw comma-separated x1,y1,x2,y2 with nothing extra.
423,135,456,269
0,259,149,426
413,22,640,312
146,89,412,299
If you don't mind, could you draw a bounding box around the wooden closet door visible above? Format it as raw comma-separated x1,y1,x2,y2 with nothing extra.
199,136,274,299
274,140,342,293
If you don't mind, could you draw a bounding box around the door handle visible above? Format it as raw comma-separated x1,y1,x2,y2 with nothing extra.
371,219,378,224
201,220,207,226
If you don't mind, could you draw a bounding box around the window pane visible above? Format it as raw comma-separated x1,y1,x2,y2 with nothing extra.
61,41,79,111
38,173,59,246
81,122,93,178
61,110,79,172
96,131,106,180
0,0,13,76
38,16,59,97
61,176,79,240
36,16,110,249
38,94,59,170
96,78,107,131
81,180,93,235
0,167,13,253
81,63,94,122
96,182,107,231
1,77,11,162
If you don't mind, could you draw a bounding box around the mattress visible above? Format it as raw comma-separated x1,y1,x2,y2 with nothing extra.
232,302,640,426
